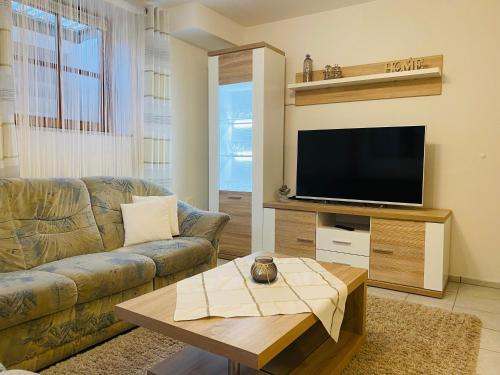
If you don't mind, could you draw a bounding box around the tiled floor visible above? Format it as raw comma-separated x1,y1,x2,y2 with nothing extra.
368,282,500,374
219,258,499,373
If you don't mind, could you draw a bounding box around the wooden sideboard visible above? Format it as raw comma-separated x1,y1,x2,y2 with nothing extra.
263,200,452,298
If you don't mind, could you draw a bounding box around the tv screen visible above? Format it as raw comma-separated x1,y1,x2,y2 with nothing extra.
296,126,426,206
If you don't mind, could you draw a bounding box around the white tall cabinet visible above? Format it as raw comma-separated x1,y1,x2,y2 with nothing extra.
208,43,285,259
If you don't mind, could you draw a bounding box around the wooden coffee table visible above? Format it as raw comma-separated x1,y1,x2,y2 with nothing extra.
115,252,368,375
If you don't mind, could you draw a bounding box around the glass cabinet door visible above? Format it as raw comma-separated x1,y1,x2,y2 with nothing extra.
218,82,253,192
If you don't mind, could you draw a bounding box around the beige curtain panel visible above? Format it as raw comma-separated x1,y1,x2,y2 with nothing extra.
0,0,20,177
144,7,172,189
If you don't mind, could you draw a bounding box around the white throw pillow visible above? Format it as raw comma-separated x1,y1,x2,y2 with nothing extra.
121,199,172,247
132,195,180,236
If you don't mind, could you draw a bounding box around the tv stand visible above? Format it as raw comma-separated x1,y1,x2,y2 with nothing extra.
290,197,391,209
262,200,452,298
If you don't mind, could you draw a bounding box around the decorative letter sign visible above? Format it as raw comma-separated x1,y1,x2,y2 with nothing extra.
385,57,425,73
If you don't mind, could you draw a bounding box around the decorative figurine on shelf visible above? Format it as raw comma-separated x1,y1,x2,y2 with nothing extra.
323,65,334,80
303,54,313,82
332,64,343,79
277,184,291,202
323,64,343,80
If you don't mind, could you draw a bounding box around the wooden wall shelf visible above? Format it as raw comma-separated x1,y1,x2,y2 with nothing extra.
292,54,443,105
288,67,441,92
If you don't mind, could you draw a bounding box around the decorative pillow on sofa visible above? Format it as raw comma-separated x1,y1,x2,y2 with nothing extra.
121,199,172,246
132,195,180,236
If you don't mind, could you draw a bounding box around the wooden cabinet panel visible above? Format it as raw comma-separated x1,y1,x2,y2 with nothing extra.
370,218,425,288
218,191,252,259
218,50,252,85
275,209,316,258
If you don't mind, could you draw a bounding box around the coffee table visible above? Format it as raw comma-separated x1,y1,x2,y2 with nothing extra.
115,252,367,375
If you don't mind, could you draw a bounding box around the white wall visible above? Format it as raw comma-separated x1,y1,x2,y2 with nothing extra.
170,36,209,209
243,0,500,283
168,2,243,50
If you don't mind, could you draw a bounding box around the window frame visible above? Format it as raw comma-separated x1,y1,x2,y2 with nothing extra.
12,2,108,132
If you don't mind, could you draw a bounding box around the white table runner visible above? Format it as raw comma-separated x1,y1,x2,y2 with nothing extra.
174,257,348,341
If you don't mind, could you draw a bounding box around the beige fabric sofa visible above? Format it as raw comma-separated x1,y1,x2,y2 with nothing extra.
0,177,229,371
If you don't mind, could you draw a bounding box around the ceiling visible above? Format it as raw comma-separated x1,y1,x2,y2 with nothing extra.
154,0,375,26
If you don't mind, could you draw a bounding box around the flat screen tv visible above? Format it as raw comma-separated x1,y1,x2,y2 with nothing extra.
296,125,426,206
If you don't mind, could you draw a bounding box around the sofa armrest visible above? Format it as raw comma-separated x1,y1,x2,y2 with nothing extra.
178,201,230,248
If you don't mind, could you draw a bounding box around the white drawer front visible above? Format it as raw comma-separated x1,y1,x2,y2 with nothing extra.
316,227,370,256
316,249,370,270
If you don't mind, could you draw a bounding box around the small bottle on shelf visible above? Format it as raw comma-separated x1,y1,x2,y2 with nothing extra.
303,54,313,82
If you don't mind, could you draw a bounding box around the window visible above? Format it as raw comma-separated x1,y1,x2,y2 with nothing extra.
11,1,106,131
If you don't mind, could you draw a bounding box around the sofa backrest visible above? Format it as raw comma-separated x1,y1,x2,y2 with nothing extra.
0,178,105,272
81,177,169,250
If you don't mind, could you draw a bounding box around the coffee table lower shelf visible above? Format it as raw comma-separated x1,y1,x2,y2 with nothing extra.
148,328,366,375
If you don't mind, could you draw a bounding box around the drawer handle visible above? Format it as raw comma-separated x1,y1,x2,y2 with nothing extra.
227,196,242,200
297,238,314,244
373,248,394,255
332,239,352,245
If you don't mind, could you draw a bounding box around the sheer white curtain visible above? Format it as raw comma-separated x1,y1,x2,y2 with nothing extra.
11,0,144,178
144,7,171,189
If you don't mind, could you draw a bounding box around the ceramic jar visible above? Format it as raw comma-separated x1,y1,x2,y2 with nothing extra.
251,256,278,284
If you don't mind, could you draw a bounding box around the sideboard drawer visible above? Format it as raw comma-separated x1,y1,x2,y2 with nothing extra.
370,218,425,288
316,227,370,256
316,249,369,270
275,209,316,258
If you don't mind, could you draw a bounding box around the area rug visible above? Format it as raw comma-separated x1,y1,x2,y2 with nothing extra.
41,296,481,375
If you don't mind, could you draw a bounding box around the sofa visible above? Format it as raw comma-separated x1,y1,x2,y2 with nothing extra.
0,177,229,371
0,363,37,375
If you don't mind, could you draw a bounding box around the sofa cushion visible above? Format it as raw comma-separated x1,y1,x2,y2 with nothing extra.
121,199,172,247
0,270,77,330
34,252,156,303
0,178,104,272
81,177,171,251
113,237,213,277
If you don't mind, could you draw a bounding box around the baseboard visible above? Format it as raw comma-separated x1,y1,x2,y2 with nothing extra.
461,277,500,290
449,275,500,289
367,280,444,298
448,274,461,283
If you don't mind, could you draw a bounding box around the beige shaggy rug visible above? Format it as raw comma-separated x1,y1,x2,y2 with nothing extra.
41,296,481,375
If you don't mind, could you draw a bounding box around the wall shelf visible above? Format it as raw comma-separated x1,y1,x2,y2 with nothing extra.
290,54,443,105
288,67,441,92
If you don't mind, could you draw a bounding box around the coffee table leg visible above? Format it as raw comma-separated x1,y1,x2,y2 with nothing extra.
228,359,240,375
